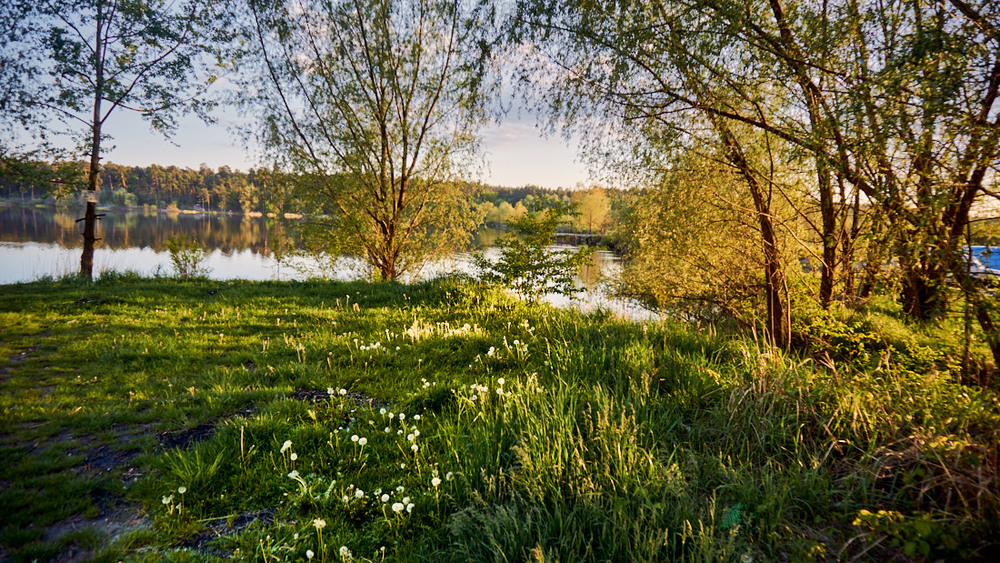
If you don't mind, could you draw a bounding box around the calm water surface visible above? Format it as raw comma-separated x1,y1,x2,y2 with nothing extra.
0,204,650,317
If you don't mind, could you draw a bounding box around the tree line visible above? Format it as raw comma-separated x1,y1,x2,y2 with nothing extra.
0,160,615,236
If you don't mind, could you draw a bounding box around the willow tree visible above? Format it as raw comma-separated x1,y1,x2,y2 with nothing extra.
1,0,226,280
242,0,491,281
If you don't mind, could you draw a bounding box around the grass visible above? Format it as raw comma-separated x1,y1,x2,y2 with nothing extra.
0,273,998,561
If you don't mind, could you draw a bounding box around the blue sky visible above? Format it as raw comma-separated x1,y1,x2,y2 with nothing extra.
102,108,591,190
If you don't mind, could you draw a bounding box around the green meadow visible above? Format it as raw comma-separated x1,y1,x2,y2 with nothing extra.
1,274,997,561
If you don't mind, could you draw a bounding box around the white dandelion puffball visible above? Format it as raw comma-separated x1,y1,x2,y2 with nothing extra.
392,502,404,512
411,444,419,452
358,437,367,446
381,494,390,502
431,477,441,487
281,440,292,453
340,388,348,395
290,453,298,461
313,518,326,529
351,435,359,442
306,549,314,559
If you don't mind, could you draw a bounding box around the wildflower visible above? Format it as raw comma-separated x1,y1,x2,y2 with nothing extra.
381,494,390,502
402,496,411,504
399,413,406,420
431,477,441,487
407,433,415,442
351,435,359,442
313,518,326,530
288,470,300,479
355,489,365,499
392,502,404,512
380,407,387,415
411,444,419,452
281,440,293,453
446,472,454,481
340,388,348,395
177,486,187,494
306,549,314,559
498,377,505,385
388,412,394,419
327,387,335,396
413,414,420,420
358,437,367,446
290,453,298,461
340,546,353,560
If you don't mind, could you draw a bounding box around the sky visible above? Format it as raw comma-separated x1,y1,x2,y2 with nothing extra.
102,107,591,190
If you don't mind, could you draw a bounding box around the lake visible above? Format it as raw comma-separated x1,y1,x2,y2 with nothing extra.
0,204,649,317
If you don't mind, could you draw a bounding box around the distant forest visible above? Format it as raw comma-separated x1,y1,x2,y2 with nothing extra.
0,160,579,216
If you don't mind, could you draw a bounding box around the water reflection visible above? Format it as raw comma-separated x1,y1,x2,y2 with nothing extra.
1,207,610,285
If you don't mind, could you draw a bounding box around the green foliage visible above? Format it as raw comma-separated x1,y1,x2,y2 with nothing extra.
165,236,209,279
475,196,592,300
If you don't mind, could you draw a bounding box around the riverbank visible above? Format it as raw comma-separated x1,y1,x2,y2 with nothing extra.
1,276,997,560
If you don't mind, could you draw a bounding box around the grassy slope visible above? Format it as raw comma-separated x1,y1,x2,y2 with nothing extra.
0,274,997,561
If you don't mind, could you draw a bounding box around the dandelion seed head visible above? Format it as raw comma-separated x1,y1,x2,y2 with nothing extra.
446,472,454,481
351,435,359,442
358,437,367,446
177,486,187,494
339,388,347,395
288,470,300,479
339,546,353,560
413,414,420,420
306,549,314,559
431,477,441,487
355,489,365,499
380,407,387,415
290,453,298,461
381,494,389,502
281,440,292,453
392,502,404,512
406,503,414,513
313,518,326,530
411,444,419,452
498,378,505,385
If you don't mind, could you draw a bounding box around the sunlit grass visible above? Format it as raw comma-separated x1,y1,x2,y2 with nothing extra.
0,274,997,560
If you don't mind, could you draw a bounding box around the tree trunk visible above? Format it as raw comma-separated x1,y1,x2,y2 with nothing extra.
80,2,105,281
711,115,789,349
818,162,836,307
